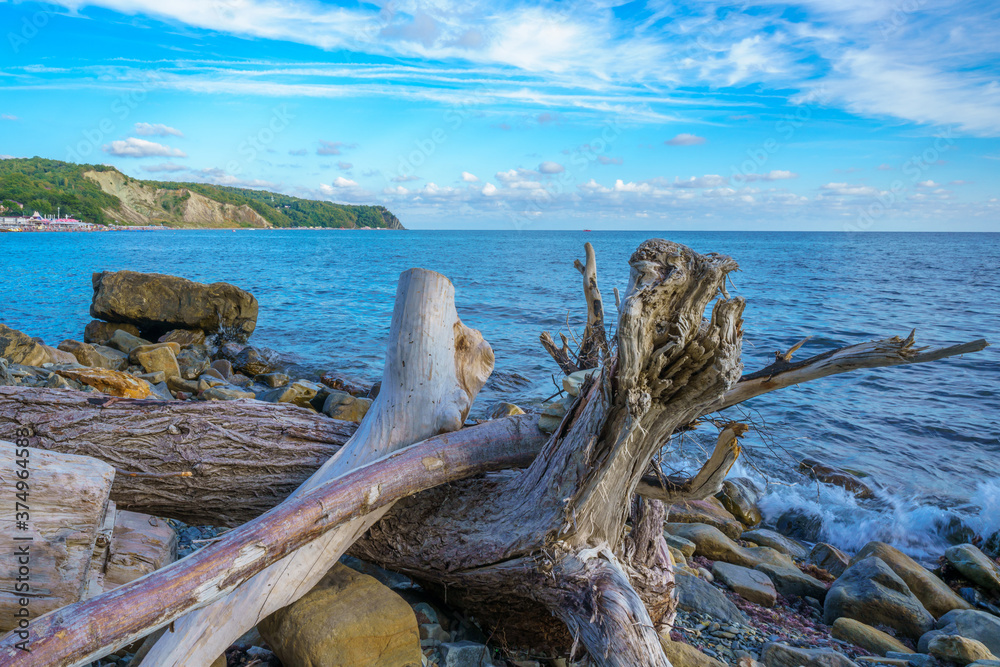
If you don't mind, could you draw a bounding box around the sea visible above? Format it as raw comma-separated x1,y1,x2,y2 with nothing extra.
3,229,999,561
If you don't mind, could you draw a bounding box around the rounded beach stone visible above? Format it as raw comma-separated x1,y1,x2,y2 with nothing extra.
823,556,934,639
945,544,1000,593
929,635,998,665
259,562,423,667
853,541,971,618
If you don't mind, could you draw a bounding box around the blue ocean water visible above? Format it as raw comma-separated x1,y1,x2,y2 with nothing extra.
3,229,998,557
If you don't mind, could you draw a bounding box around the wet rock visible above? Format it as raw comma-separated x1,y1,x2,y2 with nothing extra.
228,373,253,388
54,367,151,398
742,529,808,560
933,610,1000,655
831,618,913,656
166,376,200,395
538,395,574,433
718,478,763,528
91,270,258,340
147,382,173,400
0,323,48,365
945,544,1000,594
660,636,727,667
762,642,857,667
712,562,777,607
256,372,290,388
799,459,875,499
665,523,795,570
665,533,697,559
824,556,934,639
669,498,745,540
562,368,598,397
201,386,255,401
262,380,321,410
232,346,273,377
176,347,211,380
810,543,851,578
854,541,971,618
107,329,152,354
323,390,373,423
982,531,1000,560
210,359,232,379
197,375,227,392
130,344,181,379
754,563,828,601
775,507,823,542
157,329,205,346
259,562,422,667
319,370,370,396
489,402,525,418
928,635,997,665
675,572,749,624
439,640,493,666
83,320,142,345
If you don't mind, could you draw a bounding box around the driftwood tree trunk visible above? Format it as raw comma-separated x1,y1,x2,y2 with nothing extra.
0,415,544,666
0,387,354,526
354,240,744,665
139,267,495,666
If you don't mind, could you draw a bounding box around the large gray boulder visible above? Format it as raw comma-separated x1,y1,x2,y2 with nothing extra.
674,572,749,624
90,270,258,340
824,556,934,639
931,610,1000,656
854,541,971,618
945,544,1000,594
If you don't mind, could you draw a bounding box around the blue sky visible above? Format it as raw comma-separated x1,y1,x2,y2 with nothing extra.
1,0,998,230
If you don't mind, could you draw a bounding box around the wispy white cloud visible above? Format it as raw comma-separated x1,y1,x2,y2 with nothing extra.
134,122,183,137
103,137,186,158
461,171,479,182
1,114,18,121
142,162,187,172
665,133,706,146
538,161,564,174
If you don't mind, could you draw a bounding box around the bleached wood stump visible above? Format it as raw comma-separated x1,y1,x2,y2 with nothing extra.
140,268,495,666
0,440,115,632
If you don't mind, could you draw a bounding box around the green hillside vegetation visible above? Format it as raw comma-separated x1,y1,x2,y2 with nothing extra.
0,157,403,229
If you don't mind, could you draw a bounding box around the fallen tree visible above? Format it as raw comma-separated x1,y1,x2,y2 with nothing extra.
0,414,545,666
0,388,354,526
0,240,987,666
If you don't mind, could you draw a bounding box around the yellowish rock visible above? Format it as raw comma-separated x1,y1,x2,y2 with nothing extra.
832,618,913,656
55,367,151,398
668,498,745,540
131,344,181,379
489,402,525,418
659,635,726,667
259,562,422,667
929,635,998,665
39,344,77,365
854,541,971,618
322,390,373,423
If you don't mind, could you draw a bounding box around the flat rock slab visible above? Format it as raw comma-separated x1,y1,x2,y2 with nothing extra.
755,562,828,601
711,561,777,607
742,528,808,560
675,572,749,625
763,642,857,667
832,618,913,656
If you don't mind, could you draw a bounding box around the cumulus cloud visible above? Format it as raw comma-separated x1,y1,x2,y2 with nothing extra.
134,122,183,137
103,138,187,158
665,133,706,146
461,171,480,182
332,176,357,187
671,174,728,188
481,183,497,195
538,161,565,174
